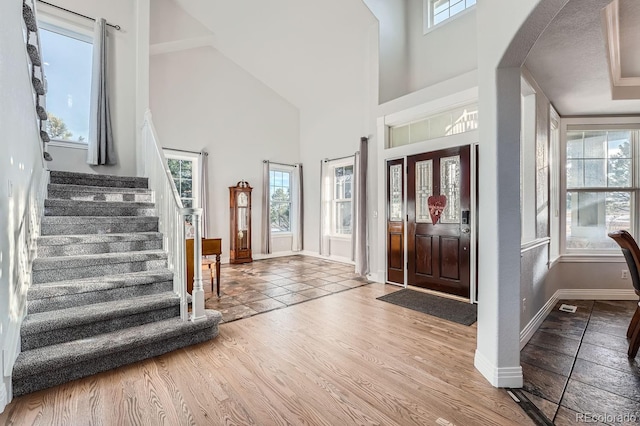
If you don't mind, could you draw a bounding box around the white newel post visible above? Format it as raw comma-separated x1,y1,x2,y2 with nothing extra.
185,207,206,321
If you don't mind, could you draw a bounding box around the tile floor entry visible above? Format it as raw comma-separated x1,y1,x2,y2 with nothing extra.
203,255,371,323
521,299,640,424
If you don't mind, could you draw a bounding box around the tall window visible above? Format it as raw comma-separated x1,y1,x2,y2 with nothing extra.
39,23,92,144
270,170,291,233
333,165,353,235
564,129,637,251
425,0,476,29
164,151,200,228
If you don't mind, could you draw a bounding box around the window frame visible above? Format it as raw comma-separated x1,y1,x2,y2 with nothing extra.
38,16,93,149
269,168,293,234
330,159,355,237
559,117,640,256
163,150,201,212
423,0,476,34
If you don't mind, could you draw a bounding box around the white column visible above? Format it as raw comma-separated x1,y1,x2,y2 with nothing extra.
475,66,523,387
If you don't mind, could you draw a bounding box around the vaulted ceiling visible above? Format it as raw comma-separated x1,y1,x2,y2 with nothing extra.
173,0,376,110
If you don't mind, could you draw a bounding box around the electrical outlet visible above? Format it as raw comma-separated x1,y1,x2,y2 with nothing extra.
622,270,629,279
522,298,526,313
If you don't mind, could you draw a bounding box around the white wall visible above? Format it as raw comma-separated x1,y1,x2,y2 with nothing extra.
0,0,48,412
39,0,138,176
363,0,409,103
406,0,478,94
149,47,300,259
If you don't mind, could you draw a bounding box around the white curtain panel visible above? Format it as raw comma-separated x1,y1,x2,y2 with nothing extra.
354,137,369,276
87,18,116,165
261,161,271,254
319,160,331,256
292,163,304,252
199,151,209,238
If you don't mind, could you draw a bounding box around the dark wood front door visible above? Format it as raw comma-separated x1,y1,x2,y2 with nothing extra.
407,145,471,298
387,159,404,284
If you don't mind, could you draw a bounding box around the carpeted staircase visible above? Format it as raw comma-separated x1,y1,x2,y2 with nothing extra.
12,171,221,396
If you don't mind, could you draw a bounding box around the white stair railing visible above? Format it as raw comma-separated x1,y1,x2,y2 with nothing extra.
141,110,205,321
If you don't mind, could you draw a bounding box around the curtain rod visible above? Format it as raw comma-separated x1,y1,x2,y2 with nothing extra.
164,147,208,156
263,160,297,167
323,154,355,163
37,0,122,30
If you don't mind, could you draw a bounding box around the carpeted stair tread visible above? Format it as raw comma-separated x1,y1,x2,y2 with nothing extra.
48,183,152,194
38,232,162,247
28,270,173,300
49,171,148,189
37,232,163,257
21,292,180,336
41,215,159,235
13,310,222,381
44,199,156,217
32,250,167,271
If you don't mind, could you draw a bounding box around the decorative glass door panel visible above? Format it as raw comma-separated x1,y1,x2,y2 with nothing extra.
415,160,433,223
440,155,460,224
390,164,403,222
387,159,405,284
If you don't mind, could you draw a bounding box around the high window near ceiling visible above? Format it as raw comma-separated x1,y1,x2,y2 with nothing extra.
562,123,639,253
39,22,93,146
424,0,476,31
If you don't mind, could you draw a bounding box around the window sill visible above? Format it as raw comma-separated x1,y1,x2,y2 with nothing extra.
557,253,625,263
271,233,292,238
48,140,88,150
330,235,352,240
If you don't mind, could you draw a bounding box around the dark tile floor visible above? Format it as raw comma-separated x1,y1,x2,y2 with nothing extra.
521,299,640,425
202,255,370,323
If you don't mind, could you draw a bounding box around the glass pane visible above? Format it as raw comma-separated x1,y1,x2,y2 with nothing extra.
410,120,429,144
415,160,433,223
390,125,410,148
608,132,631,158
428,113,452,140
608,159,632,187
335,201,352,234
440,155,461,224
583,132,607,158
583,159,606,187
566,159,583,188
180,160,192,179
271,202,290,232
449,106,478,135
40,28,92,143
181,179,192,198
566,132,584,159
566,191,630,250
390,164,403,221
450,0,465,17
433,0,450,15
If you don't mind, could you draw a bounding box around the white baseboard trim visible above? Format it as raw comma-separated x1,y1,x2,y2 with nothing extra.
556,288,637,300
520,292,560,349
474,350,523,388
520,288,638,348
299,250,355,266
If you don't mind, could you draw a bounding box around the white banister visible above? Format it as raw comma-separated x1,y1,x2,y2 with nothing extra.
184,208,206,321
141,110,204,321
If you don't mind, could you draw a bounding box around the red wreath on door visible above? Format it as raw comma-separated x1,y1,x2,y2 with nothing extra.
428,195,447,225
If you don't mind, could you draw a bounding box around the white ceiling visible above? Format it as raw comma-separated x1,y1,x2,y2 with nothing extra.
524,0,640,116
173,0,376,110
619,0,640,77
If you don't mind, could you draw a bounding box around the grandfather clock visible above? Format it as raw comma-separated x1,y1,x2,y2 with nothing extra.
229,181,253,264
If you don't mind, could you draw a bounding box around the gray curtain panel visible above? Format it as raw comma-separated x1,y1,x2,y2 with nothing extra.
354,137,369,276
87,18,116,166
200,151,209,238
293,163,304,252
261,161,271,254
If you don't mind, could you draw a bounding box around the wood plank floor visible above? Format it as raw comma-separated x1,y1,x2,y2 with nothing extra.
0,283,532,425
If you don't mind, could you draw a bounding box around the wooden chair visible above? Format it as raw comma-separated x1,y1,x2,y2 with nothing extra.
186,238,222,297
608,230,640,358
